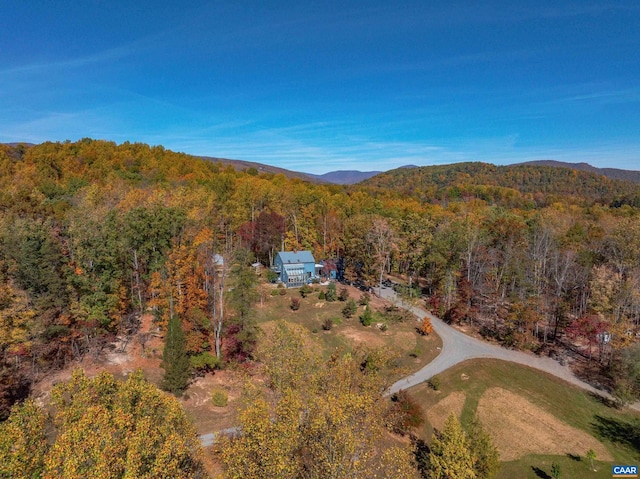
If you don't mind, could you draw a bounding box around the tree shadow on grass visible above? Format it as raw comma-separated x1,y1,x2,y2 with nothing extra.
588,391,618,409
592,414,640,452
566,453,581,462
532,466,552,479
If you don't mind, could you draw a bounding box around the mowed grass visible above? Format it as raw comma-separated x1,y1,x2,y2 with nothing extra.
254,284,442,381
406,359,640,479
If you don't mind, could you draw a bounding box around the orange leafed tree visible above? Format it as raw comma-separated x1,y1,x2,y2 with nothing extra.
419,317,433,336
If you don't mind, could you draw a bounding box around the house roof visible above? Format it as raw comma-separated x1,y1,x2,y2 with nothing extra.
276,250,315,264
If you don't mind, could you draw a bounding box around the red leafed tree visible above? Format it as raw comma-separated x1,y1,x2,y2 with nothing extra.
238,211,286,265
565,313,608,360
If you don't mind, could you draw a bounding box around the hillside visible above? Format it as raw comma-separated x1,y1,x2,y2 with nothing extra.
199,155,323,183
360,161,640,207
517,160,640,184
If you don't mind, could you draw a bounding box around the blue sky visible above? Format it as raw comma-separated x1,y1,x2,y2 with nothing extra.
1,1,639,174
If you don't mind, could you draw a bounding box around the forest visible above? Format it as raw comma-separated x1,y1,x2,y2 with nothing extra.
0,139,639,475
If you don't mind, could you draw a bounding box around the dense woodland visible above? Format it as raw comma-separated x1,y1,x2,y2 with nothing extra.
1,138,639,417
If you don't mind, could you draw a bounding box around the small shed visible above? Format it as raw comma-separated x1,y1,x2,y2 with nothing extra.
274,251,317,288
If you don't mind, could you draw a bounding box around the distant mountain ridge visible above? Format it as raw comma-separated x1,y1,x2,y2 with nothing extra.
515,160,640,184
304,170,382,184
360,161,640,207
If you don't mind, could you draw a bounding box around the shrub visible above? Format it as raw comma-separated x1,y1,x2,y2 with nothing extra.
318,291,326,300
290,297,301,310
322,318,333,331
389,390,424,435
270,289,281,296
300,284,313,298
359,292,371,306
211,388,228,407
342,299,357,318
380,323,388,332
279,288,287,296
427,375,441,390
360,305,373,326
408,347,421,358
266,269,279,283
338,287,349,301
189,352,220,372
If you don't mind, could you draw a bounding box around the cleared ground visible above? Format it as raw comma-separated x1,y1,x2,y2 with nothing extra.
407,359,640,479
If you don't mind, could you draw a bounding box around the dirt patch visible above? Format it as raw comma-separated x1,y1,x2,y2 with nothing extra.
340,326,386,348
392,331,417,352
477,387,612,461
181,370,242,434
426,392,466,431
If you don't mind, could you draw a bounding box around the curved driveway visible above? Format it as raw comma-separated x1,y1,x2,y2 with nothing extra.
199,288,638,446
381,289,621,403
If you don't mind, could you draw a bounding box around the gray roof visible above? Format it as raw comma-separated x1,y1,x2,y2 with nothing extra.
276,251,315,264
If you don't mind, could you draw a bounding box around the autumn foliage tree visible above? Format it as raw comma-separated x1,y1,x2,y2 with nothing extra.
218,321,418,478
0,369,205,479
418,316,434,335
426,414,476,479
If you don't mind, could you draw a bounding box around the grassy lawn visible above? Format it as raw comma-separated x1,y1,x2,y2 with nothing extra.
405,359,640,478
500,455,616,479
255,283,442,382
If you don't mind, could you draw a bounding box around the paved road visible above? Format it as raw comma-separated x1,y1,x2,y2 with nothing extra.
199,288,638,446
381,288,640,412
199,427,239,447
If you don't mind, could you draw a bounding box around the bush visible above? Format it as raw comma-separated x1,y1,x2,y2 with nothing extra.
342,299,357,318
322,318,333,330
270,289,281,296
409,347,422,358
290,297,301,310
360,305,373,326
389,390,424,435
266,269,279,283
318,291,326,300
338,288,349,301
427,375,441,391
211,388,228,407
359,292,371,306
189,352,220,372
279,288,287,296
300,284,313,298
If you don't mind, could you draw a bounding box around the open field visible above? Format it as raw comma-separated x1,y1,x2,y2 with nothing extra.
255,283,442,381
405,359,640,478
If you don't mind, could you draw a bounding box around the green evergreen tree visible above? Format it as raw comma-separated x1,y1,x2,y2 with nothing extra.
228,249,260,359
161,315,191,396
467,415,500,479
325,282,337,301
342,299,357,318
360,305,374,326
428,413,476,479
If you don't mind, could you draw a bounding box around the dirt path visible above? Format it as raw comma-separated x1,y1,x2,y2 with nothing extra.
382,288,640,412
